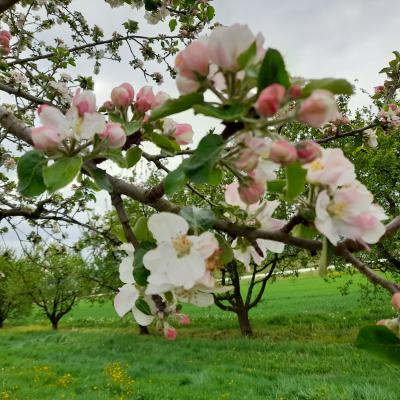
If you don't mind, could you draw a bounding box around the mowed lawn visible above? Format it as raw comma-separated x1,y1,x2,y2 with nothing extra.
0,272,398,400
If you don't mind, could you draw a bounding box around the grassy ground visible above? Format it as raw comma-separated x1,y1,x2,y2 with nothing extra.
0,272,398,400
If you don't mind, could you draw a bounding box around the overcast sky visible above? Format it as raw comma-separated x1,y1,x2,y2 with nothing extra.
2,0,400,249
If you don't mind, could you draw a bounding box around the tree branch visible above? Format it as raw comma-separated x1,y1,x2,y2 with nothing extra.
316,123,378,144
0,0,19,13
0,83,56,107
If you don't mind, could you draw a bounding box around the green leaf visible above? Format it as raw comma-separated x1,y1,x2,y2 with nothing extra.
150,132,180,153
193,103,246,121
206,5,215,21
237,41,257,70
267,179,286,194
293,224,318,240
42,156,82,192
133,216,153,242
17,151,47,197
180,206,216,233
208,167,223,186
164,165,187,195
257,48,290,92
356,325,400,365
123,120,141,136
215,233,234,264
144,0,158,11
183,134,224,183
169,18,177,32
126,146,142,168
284,161,306,202
318,236,334,277
112,224,127,243
302,78,354,98
86,167,113,192
133,241,156,286
135,298,152,315
101,149,127,168
149,93,204,121
108,112,124,124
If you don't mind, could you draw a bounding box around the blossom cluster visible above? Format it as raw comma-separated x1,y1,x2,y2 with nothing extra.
378,103,400,128
0,30,11,56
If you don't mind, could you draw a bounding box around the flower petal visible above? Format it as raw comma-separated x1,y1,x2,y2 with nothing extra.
132,305,155,326
147,212,189,243
114,284,138,317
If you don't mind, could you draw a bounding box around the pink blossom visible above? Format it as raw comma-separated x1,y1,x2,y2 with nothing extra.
238,178,265,205
234,135,270,172
172,123,194,145
72,89,97,116
176,74,200,94
303,148,356,188
175,40,209,79
31,126,63,151
255,84,286,117
392,293,400,310
0,30,11,55
269,140,297,165
296,140,322,164
135,86,155,112
111,83,135,108
99,123,126,148
374,85,384,95
297,90,339,128
152,91,170,109
289,84,302,99
164,325,177,340
179,314,191,325
102,100,114,110
207,24,264,72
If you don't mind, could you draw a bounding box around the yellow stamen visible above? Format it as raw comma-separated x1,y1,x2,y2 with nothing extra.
172,235,192,257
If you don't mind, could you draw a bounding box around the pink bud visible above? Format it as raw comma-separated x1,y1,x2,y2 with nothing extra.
0,31,11,41
269,140,297,165
175,40,209,79
171,123,194,145
296,140,322,164
72,89,97,116
102,100,114,110
297,90,338,128
31,126,63,151
238,179,265,205
289,84,302,99
135,86,155,113
152,91,170,109
235,149,259,172
340,116,350,125
179,314,191,326
99,123,126,148
388,103,397,111
391,292,400,310
164,326,177,340
111,83,135,108
374,85,384,94
255,84,286,117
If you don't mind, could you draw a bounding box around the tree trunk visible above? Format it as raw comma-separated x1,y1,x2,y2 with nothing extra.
51,319,58,330
139,325,149,335
236,306,252,336
0,319,4,329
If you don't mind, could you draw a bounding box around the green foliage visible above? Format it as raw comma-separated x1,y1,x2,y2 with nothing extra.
179,206,216,233
301,78,354,97
193,103,246,121
257,48,290,92
150,132,180,153
86,167,113,192
237,41,258,70
164,165,188,195
42,156,82,192
126,146,142,168
284,161,306,202
17,150,47,197
133,242,155,286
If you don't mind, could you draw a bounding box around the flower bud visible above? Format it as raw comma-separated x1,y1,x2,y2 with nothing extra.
164,325,177,340
374,85,384,95
31,126,63,151
0,30,11,55
269,140,297,165
72,89,97,116
102,100,114,110
176,74,200,94
296,140,322,164
297,90,338,128
172,123,194,145
99,123,127,148
175,40,209,79
135,86,155,112
235,149,259,172
238,179,265,205
179,314,191,326
391,292,400,310
111,83,135,108
255,84,285,117
152,91,170,109
289,84,302,99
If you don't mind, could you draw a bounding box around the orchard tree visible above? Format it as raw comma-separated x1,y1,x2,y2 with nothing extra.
0,2,399,363
12,244,93,329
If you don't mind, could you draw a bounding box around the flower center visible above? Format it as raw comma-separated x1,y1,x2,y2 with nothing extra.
172,234,192,257
310,159,324,172
328,201,347,217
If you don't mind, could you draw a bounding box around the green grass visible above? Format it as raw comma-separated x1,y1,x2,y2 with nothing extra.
0,272,398,400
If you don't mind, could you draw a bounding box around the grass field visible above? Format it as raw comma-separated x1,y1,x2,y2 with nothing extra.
0,272,398,400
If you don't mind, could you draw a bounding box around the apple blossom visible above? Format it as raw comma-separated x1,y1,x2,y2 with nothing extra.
315,182,387,245
303,148,356,188
72,89,97,116
172,123,194,145
164,324,177,340
234,134,271,172
297,90,339,128
296,140,322,164
31,126,64,151
255,84,286,117
143,212,219,294
99,123,127,148
269,140,297,165
135,86,155,112
111,83,135,108
175,40,209,79
0,30,11,55
176,74,200,94
152,91,170,109
208,24,264,72
289,84,302,99
364,129,378,148
374,85,384,94
238,178,265,205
